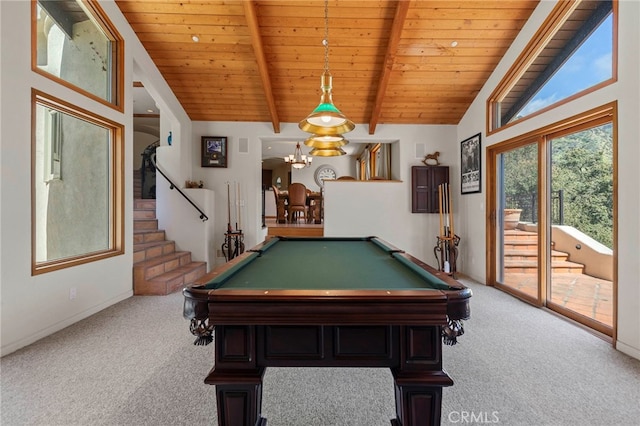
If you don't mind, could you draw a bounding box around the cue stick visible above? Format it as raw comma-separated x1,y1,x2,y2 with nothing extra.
443,183,449,266
447,184,456,239
226,182,232,233
439,185,443,238
237,181,241,231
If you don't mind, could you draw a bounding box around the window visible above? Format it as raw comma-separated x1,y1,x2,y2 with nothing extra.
33,0,123,110
32,90,124,274
357,143,391,180
488,0,616,134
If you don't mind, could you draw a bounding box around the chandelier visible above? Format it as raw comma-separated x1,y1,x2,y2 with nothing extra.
284,142,312,169
299,0,354,156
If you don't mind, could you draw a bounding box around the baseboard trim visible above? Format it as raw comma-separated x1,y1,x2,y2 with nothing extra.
1,290,133,357
616,340,640,361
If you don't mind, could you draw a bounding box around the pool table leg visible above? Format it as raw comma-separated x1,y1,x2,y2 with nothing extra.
207,368,267,426
390,369,453,426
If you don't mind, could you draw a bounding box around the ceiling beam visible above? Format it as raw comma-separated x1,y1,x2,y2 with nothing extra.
243,1,280,133
368,0,410,135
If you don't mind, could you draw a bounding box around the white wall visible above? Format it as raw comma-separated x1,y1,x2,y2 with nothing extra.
190,121,456,269
456,0,640,359
0,0,133,355
322,125,457,265
289,153,357,192
2,0,637,361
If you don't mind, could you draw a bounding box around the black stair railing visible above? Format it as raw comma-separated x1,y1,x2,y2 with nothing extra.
149,152,209,222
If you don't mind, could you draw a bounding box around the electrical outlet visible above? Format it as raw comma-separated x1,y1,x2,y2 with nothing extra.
216,249,224,258
69,287,77,300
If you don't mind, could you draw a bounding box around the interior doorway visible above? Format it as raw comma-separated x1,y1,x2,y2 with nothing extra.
487,104,616,337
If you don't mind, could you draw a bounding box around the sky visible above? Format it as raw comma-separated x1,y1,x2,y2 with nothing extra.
517,14,613,118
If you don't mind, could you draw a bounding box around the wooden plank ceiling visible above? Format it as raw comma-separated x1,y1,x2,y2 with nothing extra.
116,0,539,134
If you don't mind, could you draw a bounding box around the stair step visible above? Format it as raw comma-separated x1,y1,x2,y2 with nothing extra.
503,249,569,261
134,218,158,231
134,262,207,295
133,240,176,263
504,230,538,239
133,229,166,244
505,259,584,274
132,191,206,296
133,251,193,281
503,229,589,275
134,209,156,219
134,199,156,210
504,237,538,244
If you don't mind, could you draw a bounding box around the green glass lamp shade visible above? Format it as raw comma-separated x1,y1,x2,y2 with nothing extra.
299,71,355,135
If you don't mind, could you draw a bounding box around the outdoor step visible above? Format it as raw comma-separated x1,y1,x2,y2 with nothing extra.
133,229,166,244
504,230,538,240
133,240,176,263
133,251,193,282
505,259,584,274
504,239,538,251
503,249,569,262
134,218,159,231
134,261,207,295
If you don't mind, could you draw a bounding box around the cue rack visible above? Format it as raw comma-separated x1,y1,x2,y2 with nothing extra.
434,183,460,278
221,181,245,261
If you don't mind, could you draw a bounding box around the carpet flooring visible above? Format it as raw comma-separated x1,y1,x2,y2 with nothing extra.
1,277,639,425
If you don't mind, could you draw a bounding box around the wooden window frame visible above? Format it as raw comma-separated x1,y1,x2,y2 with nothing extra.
31,0,124,112
31,89,124,275
486,0,618,136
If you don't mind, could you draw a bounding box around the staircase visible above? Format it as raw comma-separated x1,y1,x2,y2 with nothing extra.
503,229,584,273
132,171,207,295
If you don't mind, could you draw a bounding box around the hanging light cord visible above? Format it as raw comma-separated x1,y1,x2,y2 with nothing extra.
323,0,329,73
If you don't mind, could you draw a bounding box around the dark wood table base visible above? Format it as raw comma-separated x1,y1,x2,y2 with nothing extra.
204,324,454,426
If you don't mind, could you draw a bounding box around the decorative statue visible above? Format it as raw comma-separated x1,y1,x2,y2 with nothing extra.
423,151,440,166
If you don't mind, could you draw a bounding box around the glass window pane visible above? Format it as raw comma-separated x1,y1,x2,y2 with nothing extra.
549,123,613,327
510,14,613,122
498,143,539,300
35,1,114,103
34,100,113,265
489,0,616,132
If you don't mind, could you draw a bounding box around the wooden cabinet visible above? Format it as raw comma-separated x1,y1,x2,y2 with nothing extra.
412,166,449,213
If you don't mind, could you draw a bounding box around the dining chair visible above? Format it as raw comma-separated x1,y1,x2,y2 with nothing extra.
287,183,308,223
272,184,287,222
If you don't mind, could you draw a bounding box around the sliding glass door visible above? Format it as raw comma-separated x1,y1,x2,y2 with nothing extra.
487,105,616,336
497,142,540,302
548,123,614,331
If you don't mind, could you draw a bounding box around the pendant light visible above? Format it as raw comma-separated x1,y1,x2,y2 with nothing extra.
284,142,313,169
304,134,348,150
299,0,354,152
309,147,346,157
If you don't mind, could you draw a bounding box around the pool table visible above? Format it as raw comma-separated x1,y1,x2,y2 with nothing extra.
183,236,471,426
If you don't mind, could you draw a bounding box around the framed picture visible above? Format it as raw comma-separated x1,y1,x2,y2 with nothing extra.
201,136,227,168
460,133,481,194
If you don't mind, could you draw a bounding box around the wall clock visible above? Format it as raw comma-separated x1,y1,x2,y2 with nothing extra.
314,165,337,187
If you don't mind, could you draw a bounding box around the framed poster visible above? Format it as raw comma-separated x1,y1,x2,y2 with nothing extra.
460,133,481,194
201,136,227,168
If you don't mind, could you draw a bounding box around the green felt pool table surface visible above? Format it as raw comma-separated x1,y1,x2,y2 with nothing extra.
204,236,452,291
